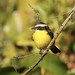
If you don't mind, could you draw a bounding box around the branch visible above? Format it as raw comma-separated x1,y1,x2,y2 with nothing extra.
22,5,75,75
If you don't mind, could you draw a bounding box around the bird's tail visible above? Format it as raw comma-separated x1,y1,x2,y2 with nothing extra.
50,45,61,54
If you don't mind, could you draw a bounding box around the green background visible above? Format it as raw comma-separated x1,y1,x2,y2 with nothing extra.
0,0,75,75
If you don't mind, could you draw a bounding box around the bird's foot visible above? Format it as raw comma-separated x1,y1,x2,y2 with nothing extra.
39,49,44,55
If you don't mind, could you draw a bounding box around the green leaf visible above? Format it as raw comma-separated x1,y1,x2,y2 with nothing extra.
0,67,17,75
39,53,67,75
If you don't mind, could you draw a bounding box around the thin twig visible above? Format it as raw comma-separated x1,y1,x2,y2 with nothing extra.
25,0,42,23
17,53,39,59
22,5,75,75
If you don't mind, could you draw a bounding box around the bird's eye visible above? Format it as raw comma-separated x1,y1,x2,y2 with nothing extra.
38,27,41,30
45,26,49,30
37,26,41,30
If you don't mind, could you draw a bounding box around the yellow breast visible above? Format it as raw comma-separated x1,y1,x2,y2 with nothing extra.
33,30,52,49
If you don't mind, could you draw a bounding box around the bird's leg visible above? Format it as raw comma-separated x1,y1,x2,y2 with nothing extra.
39,49,44,55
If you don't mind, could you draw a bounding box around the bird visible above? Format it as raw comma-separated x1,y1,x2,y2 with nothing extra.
32,22,61,54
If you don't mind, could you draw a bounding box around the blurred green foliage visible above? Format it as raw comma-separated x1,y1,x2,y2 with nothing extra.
0,0,75,75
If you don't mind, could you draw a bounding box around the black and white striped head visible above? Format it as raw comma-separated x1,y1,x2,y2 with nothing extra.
32,24,50,30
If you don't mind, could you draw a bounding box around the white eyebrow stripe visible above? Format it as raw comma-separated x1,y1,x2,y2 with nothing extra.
35,24,47,27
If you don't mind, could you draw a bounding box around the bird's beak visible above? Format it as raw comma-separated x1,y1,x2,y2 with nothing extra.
32,27,35,29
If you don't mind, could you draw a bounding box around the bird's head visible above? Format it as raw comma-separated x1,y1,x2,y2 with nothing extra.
32,24,49,30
